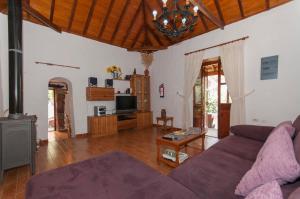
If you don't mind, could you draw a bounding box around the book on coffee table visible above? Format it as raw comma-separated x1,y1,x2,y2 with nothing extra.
162,128,201,141
162,149,189,163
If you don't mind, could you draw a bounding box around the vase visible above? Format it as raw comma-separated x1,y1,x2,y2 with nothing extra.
112,72,118,79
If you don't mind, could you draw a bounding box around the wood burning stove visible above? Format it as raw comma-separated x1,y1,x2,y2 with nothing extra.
0,0,37,181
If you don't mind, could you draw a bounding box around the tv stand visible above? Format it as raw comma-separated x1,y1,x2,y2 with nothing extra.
87,111,153,136
117,112,137,131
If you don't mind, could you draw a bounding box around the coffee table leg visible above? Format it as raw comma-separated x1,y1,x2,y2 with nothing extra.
202,135,205,151
157,142,160,163
175,146,180,166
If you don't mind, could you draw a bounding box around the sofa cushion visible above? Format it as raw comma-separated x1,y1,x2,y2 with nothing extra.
293,115,300,164
169,147,253,199
282,180,300,199
288,186,300,199
26,151,200,199
231,125,274,142
293,115,300,133
212,136,263,161
245,181,283,199
235,122,300,196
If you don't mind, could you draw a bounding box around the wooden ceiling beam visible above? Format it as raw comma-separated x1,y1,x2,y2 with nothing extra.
110,0,130,42
147,27,164,46
68,0,78,31
237,0,245,18
49,0,55,22
198,11,208,31
83,0,97,35
131,26,144,48
190,0,224,29
23,3,61,33
155,0,162,8
265,0,270,10
121,2,142,46
213,0,224,24
98,0,116,39
142,0,149,46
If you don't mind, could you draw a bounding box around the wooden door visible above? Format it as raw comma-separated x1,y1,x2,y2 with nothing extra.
54,90,66,131
218,62,231,139
219,104,231,138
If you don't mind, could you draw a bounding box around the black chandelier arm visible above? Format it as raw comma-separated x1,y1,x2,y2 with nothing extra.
153,0,199,37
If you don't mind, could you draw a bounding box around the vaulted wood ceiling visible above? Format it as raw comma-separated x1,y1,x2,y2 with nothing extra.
0,0,291,52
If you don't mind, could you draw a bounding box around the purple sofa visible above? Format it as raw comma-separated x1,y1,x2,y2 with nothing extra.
26,116,300,199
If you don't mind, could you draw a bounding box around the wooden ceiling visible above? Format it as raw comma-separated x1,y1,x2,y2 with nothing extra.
0,0,291,52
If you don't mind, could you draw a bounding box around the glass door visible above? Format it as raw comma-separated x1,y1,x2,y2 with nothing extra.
193,58,231,139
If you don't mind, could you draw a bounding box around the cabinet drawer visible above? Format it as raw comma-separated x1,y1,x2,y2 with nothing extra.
86,87,114,101
117,119,137,131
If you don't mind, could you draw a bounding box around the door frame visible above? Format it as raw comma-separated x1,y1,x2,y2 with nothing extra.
193,57,231,138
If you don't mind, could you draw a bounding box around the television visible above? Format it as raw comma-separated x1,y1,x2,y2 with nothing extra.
116,96,137,113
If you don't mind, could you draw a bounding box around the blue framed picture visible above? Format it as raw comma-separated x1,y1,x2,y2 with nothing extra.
261,55,279,80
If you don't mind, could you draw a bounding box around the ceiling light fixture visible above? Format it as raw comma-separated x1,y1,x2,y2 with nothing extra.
152,0,198,37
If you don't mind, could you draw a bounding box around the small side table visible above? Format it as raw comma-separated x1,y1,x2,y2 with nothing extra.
156,116,174,130
156,131,206,167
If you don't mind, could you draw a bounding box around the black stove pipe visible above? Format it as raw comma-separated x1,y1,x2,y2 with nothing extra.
8,0,23,117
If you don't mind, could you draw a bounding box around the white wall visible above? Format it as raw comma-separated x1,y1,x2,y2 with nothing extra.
0,14,143,140
151,1,300,128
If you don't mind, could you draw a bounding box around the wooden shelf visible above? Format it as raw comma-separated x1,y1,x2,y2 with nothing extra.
86,87,114,101
112,79,130,81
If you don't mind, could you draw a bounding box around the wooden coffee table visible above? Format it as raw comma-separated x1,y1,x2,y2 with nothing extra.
156,131,206,167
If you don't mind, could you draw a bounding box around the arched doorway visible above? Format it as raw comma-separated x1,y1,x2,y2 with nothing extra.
48,77,75,141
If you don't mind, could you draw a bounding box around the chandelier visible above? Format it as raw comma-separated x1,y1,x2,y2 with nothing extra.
152,0,199,37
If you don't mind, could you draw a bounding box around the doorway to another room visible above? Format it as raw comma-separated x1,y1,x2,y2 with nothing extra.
193,58,231,139
48,78,74,141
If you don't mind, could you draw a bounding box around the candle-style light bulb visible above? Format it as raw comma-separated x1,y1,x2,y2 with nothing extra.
162,0,168,7
193,6,199,16
182,18,187,26
153,10,158,20
163,19,168,26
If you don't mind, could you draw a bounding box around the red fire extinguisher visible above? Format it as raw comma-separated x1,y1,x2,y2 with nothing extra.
159,84,164,98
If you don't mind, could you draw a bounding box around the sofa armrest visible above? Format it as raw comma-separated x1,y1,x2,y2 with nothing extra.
288,187,300,199
230,125,274,142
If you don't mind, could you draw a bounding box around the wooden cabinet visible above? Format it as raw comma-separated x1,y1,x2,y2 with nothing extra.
117,119,137,131
86,87,114,101
130,75,150,111
136,111,153,129
88,115,117,137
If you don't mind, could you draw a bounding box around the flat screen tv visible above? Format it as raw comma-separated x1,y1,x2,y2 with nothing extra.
116,96,137,113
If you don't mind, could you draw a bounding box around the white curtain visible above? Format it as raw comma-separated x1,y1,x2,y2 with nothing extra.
220,40,245,126
182,51,204,129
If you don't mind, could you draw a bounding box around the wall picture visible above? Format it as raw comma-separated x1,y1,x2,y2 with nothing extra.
261,55,279,80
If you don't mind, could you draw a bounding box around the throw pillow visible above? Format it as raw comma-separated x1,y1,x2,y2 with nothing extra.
245,181,283,199
235,122,300,196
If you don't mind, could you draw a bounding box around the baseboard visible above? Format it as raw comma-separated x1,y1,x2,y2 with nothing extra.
76,133,89,138
39,139,48,146
153,124,181,131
